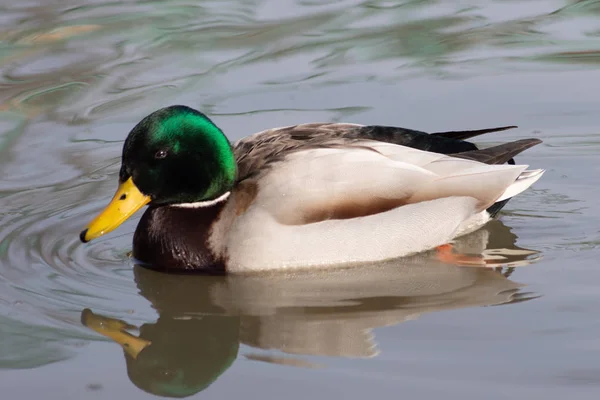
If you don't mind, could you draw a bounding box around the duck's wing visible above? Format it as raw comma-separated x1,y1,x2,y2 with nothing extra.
431,125,517,140
233,123,360,181
233,123,519,181
236,140,540,226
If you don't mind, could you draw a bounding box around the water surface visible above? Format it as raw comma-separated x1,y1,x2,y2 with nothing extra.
1,0,599,399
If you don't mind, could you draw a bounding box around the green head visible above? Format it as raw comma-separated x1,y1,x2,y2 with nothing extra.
80,105,237,243
121,105,237,205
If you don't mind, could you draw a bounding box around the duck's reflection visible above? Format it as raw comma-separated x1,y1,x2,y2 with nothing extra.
81,219,540,398
82,310,239,397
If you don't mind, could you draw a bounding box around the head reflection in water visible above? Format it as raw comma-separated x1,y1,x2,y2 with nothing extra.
81,309,239,398
81,219,541,397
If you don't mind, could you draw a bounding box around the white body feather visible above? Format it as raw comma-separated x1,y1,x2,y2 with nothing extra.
216,142,543,272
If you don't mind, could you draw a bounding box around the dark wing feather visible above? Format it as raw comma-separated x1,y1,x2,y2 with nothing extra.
345,125,479,154
432,125,518,140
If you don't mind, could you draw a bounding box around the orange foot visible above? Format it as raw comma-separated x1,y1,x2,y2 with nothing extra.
435,243,486,267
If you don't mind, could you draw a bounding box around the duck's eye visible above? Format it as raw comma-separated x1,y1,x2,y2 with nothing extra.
154,149,168,159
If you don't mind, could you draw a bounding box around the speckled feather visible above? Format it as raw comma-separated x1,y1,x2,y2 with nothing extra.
232,123,532,183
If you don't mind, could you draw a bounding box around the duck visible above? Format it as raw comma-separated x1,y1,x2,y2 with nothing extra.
79,105,544,273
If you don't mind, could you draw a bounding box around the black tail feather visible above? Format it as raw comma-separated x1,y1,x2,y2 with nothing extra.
451,138,542,165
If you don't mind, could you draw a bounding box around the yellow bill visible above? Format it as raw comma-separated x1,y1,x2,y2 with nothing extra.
80,177,150,243
81,309,151,359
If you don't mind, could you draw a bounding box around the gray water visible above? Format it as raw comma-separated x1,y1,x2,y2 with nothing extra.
1,0,599,399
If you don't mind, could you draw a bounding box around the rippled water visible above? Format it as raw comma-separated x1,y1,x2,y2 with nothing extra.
1,0,599,398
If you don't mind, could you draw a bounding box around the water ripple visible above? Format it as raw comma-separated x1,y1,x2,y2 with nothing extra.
0,179,154,336
0,0,596,376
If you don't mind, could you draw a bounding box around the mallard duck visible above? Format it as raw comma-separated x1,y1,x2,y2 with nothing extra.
80,105,544,273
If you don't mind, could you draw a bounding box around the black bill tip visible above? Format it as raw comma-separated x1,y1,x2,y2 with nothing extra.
79,229,89,243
